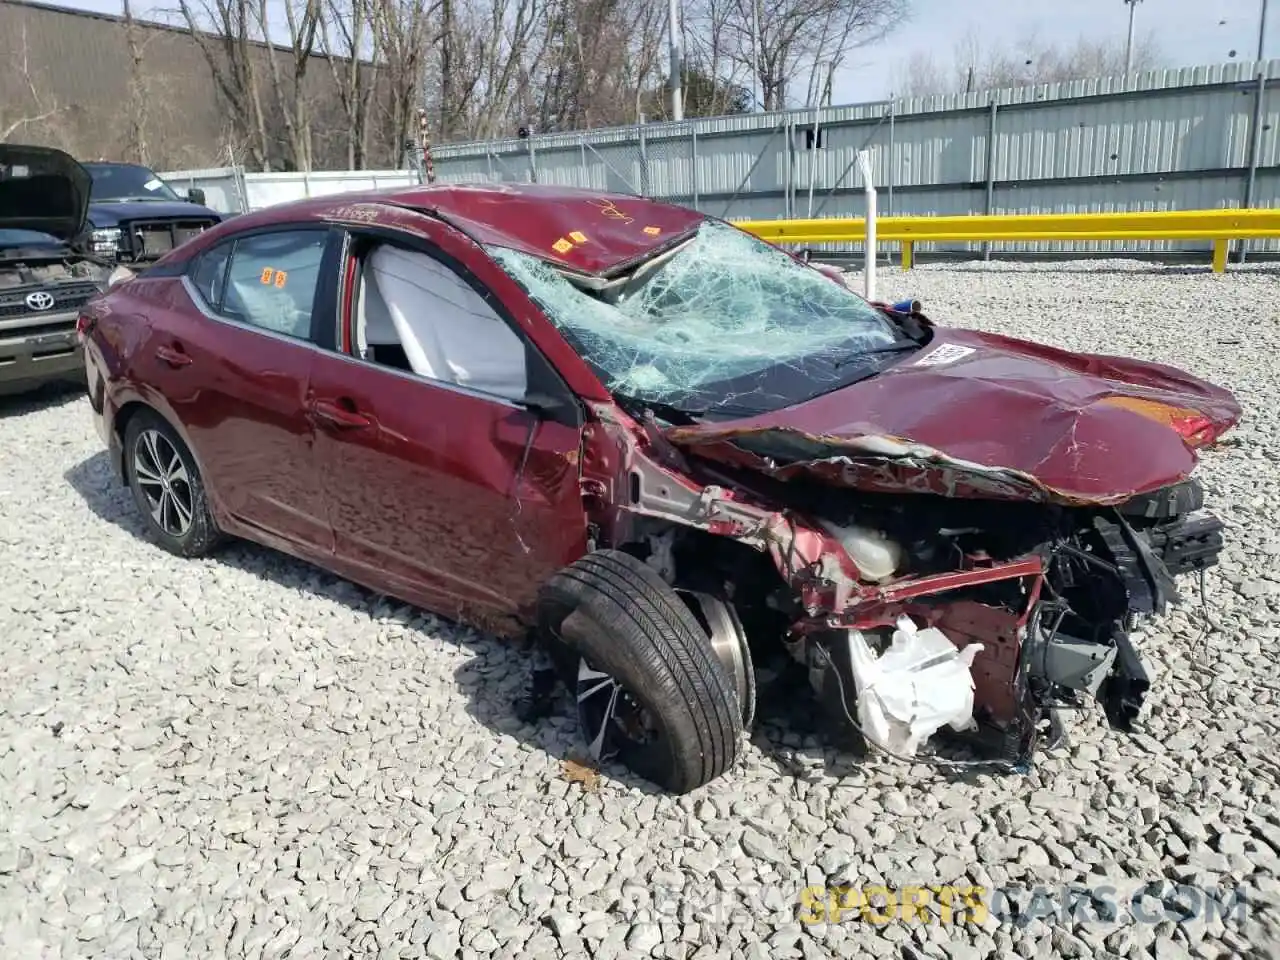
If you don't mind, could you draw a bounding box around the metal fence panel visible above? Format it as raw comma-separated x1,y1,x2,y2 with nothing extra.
161,56,1280,260
158,166,246,214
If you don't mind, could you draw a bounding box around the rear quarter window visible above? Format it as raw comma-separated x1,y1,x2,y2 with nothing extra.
221,230,328,341
189,243,232,308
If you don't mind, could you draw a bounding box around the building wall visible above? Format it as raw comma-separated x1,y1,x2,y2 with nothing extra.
0,0,390,171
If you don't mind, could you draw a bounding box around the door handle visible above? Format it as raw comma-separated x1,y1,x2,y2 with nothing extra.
155,344,191,368
309,397,372,430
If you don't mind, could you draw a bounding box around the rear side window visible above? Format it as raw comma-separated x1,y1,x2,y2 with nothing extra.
183,229,329,341
189,243,231,308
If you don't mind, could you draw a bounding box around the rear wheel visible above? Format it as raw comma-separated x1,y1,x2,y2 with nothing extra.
123,409,223,558
538,550,744,793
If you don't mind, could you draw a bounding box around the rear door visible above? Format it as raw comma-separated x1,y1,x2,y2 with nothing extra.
307,218,589,625
153,225,343,552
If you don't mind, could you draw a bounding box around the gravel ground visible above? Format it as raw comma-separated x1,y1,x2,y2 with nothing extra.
2,259,1279,960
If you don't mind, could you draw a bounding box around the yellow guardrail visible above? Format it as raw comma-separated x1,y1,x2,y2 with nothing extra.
737,208,1280,273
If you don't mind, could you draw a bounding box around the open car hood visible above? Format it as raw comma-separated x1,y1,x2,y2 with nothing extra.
665,327,1242,506
0,144,92,242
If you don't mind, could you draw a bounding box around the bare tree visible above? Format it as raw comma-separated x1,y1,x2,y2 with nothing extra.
120,0,152,163
152,0,908,169
893,26,1165,97
458,0,547,139
254,0,323,170
0,26,64,143
367,0,439,164
688,0,906,110
318,0,384,167
176,0,274,168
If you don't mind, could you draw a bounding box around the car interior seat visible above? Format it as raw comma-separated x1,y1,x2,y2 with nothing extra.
356,243,529,401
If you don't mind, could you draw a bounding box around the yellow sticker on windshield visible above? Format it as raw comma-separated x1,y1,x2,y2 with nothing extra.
569,231,588,244
552,237,573,254
643,226,661,236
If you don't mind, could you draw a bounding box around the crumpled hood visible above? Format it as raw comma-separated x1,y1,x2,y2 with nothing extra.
666,327,1242,505
89,200,222,226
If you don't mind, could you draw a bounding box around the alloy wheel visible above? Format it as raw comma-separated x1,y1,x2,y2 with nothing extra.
576,656,661,764
132,428,194,538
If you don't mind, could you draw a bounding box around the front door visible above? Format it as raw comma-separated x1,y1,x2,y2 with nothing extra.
307,223,589,627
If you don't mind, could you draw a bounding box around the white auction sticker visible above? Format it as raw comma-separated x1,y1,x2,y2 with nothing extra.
912,344,976,367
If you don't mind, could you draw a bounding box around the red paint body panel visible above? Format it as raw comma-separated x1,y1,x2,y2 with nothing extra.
306,351,588,622
91,277,334,548
669,326,1242,503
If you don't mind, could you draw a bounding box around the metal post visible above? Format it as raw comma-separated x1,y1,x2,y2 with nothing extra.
1259,0,1270,61
527,135,538,183
1124,0,1142,75
691,127,699,210
1241,66,1269,263
983,99,998,260
750,0,762,111
418,107,436,183
638,119,649,197
1245,0,1272,255
581,142,588,188
233,165,249,214
806,109,821,218
856,151,877,302
783,118,792,218
887,98,896,219
668,0,683,121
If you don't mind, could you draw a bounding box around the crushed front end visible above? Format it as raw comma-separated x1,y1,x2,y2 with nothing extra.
774,478,1227,767
579,400,1234,772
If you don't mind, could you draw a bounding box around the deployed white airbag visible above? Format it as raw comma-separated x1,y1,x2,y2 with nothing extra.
362,244,528,401
846,617,983,756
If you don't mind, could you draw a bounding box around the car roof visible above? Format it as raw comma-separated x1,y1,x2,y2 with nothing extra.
218,182,710,277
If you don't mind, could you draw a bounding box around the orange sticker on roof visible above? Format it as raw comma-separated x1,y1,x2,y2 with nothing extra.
569,231,588,244
643,226,661,236
552,238,574,254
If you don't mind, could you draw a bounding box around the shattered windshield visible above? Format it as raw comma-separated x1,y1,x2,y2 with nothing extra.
488,220,912,419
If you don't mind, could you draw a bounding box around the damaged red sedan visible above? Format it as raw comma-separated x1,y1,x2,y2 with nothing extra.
79,184,1241,793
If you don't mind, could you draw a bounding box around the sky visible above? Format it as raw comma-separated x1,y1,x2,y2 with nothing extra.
836,0,1277,101
52,0,1280,105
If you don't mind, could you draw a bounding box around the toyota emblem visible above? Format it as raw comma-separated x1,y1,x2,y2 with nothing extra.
25,291,55,311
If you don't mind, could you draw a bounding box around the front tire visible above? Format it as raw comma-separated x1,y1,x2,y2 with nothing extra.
123,409,223,558
538,550,744,793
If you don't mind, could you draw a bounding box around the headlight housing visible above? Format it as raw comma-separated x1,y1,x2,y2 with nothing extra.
90,228,121,257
